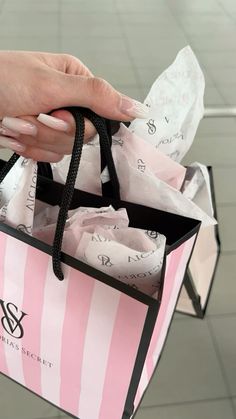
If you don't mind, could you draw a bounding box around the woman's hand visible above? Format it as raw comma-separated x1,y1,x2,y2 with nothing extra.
0,51,149,162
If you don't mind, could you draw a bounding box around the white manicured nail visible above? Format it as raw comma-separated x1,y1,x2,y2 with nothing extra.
0,136,26,152
120,96,150,119
2,117,37,135
0,126,20,138
37,113,70,131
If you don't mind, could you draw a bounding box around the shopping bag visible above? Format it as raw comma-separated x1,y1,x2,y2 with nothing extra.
177,166,221,317
0,108,200,419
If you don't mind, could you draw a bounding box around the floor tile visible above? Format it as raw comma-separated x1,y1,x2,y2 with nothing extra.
197,52,236,69
60,11,119,26
36,417,60,419
213,167,236,204
122,23,187,42
188,35,236,53
183,136,236,167
60,38,132,68
61,37,128,53
204,86,225,105
140,318,227,406
197,117,236,136
168,0,223,14
119,12,178,25
217,206,236,253
209,316,236,397
89,65,139,87
217,86,236,105
116,0,171,14
233,398,236,414
207,254,236,316
207,69,236,86
61,21,122,38
129,39,189,68
0,374,61,419
2,0,59,12
115,85,144,102
0,37,60,52
60,0,116,13
135,399,235,419
218,0,236,13
0,12,59,38
175,13,233,29
127,37,189,57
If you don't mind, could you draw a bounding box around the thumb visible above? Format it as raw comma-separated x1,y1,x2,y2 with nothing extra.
53,73,150,122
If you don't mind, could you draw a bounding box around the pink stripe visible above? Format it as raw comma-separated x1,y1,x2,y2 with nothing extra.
146,244,185,378
0,232,9,376
21,246,49,395
60,269,95,416
99,293,148,419
151,236,196,364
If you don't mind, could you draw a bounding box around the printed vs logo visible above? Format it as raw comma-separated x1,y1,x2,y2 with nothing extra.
0,300,27,339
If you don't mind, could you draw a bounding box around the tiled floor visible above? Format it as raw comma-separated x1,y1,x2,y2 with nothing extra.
0,0,235,418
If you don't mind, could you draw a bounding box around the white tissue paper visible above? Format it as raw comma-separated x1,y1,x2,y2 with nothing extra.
33,205,166,296
129,46,205,162
0,157,37,234
51,46,216,227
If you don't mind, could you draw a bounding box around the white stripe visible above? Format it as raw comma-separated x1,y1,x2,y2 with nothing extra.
138,364,149,399
78,281,121,419
153,237,195,364
136,254,173,404
3,236,28,385
40,261,69,406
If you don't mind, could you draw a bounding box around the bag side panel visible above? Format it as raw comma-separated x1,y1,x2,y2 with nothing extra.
177,225,219,315
133,234,197,411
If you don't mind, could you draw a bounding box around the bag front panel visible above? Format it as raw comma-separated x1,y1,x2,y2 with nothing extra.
0,231,149,419
133,234,197,411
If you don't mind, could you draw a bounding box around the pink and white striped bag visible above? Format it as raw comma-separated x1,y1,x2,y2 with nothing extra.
0,108,200,419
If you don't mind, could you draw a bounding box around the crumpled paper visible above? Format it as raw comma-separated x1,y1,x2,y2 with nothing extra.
0,157,37,234
129,46,205,162
111,124,216,227
33,205,166,296
51,46,215,227
182,162,214,217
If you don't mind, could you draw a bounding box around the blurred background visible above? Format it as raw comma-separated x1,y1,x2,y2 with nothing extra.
0,0,235,418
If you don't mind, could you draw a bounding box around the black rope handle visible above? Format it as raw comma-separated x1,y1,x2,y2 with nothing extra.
52,107,85,280
0,108,121,281
75,108,120,199
0,152,20,184
52,107,120,280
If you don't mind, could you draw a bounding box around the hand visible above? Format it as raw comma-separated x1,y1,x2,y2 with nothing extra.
0,51,149,162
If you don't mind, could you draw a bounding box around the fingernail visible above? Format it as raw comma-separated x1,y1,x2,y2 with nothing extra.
0,126,20,138
120,96,150,119
2,117,37,136
0,136,26,152
37,113,69,131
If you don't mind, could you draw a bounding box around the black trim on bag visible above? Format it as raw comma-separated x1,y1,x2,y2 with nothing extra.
177,166,221,319
122,305,160,418
0,157,201,419
0,222,157,307
122,256,167,418
34,173,200,249
131,230,199,418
